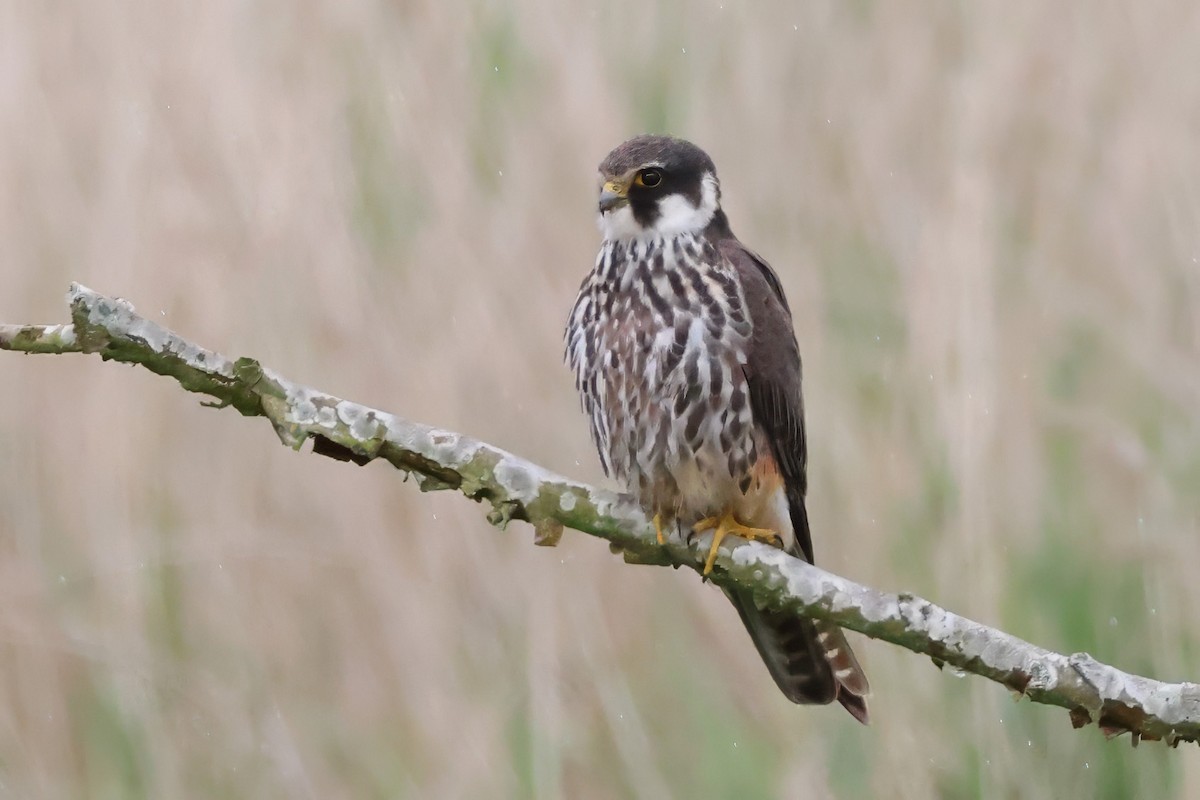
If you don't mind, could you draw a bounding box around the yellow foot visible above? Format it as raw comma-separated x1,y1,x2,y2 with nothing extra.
653,512,668,545
692,512,782,575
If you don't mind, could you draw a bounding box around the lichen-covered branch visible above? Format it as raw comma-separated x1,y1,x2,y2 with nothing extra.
4,284,1198,746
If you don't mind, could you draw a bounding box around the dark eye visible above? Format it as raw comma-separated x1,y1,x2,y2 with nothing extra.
636,168,663,188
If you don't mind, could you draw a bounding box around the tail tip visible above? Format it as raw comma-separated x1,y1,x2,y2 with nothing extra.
838,690,871,725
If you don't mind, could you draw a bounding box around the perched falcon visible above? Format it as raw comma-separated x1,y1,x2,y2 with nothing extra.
565,135,870,723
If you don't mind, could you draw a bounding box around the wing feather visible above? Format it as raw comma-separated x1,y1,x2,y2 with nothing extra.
718,239,814,562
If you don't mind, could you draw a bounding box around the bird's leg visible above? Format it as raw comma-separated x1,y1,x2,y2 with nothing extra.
691,511,783,575
653,512,667,546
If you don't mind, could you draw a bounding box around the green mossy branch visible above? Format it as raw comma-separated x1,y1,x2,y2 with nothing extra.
4,284,1199,746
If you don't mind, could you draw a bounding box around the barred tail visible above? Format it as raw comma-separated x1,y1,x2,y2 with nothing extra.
725,589,870,724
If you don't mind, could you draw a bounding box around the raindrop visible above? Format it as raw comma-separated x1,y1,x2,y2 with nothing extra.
1109,617,1118,627
681,47,687,54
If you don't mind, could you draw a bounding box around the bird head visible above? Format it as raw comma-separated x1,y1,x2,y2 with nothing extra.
596,135,722,242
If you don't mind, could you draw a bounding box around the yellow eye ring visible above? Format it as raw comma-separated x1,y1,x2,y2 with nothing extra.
635,168,663,188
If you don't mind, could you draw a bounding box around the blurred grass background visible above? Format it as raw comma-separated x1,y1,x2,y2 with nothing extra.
2,1,1199,797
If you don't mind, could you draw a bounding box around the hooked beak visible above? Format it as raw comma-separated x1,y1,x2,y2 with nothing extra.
598,179,629,213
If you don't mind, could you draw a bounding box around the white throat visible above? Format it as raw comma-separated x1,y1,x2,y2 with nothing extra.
597,173,720,242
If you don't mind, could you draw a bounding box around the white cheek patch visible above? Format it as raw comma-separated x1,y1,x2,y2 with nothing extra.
597,205,642,241
652,173,720,237
652,194,704,235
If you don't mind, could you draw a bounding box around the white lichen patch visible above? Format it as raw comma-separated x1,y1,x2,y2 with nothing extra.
731,540,788,570
283,387,348,431
45,324,77,346
316,405,337,428
559,492,576,512
116,309,169,355
288,397,319,425
379,420,488,473
857,593,896,624
494,455,562,505
862,596,898,625
1026,659,1059,692
336,400,382,441
425,430,467,465
980,638,1019,669
590,491,646,527
923,605,960,643
782,560,836,604
960,626,993,660
1145,683,1200,726
829,588,856,613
